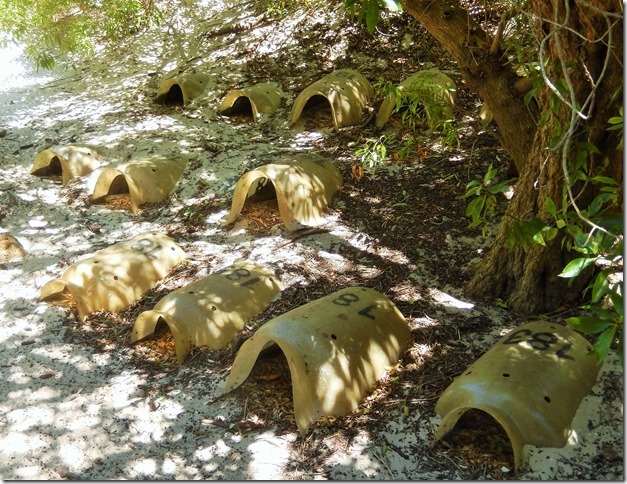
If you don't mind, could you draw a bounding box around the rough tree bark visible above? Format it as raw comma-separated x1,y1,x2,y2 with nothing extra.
403,0,623,314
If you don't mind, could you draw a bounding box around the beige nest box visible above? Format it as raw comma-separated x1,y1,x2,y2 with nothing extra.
217,286,412,434
0,234,26,263
221,153,343,231
131,261,283,364
434,320,602,471
289,69,374,131
219,83,283,121
376,69,457,131
39,232,186,320
155,72,210,105
30,146,101,186
91,155,187,213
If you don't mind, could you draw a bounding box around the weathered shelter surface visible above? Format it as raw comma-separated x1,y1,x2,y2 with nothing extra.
219,82,283,121
91,156,187,213
155,72,210,105
131,261,283,363
39,232,186,320
30,146,101,186
217,286,412,434
289,69,374,130
221,153,342,231
435,320,602,470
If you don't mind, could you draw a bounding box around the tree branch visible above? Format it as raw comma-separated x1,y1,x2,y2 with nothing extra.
489,12,507,54
401,0,538,175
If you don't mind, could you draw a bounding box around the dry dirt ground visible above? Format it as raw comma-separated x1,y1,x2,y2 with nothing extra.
0,0,623,480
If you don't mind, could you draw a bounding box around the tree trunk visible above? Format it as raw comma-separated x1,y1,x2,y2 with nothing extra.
403,0,623,314
402,0,538,175
467,122,590,315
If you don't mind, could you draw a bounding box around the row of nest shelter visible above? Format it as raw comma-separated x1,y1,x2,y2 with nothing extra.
23,67,604,474
155,67,458,131
28,68,457,227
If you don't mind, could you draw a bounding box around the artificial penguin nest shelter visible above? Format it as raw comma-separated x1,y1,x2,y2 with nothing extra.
434,320,602,471
155,72,210,105
375,69,457,131
131,261,283,364
222,153,343,231
219,83,283,121
91,155,187,213
217,286,412,434
289,69,374,131
30,146,101,186
39,232,186,320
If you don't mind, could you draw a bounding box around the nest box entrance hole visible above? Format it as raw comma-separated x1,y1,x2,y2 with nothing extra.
145,317,177,362
246,177,277,203
438,409,514,469
242,341,295,425
301,95,333,128
47,156,63,176
97,174,132,210
107,174,130,196
239,177,280,230
165,84,184,106
33,155,63,179
222,96,255,121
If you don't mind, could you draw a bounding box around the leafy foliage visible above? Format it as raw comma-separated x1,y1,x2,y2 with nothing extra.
458,161,516,237
372,77,459,149
0,0,162,69
563,271,623,365
343,0,402,33
504,107,624,366
352,135,389,175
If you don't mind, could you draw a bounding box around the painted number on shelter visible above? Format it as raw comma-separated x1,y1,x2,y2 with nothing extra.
218,267,261,288
331,292,377,320
502,329,575,360
130,238,163,260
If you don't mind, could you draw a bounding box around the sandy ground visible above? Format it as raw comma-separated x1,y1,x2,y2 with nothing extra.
0,1,623,480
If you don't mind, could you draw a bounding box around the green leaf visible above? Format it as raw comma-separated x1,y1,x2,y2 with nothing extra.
565,316,614,334
588,193,617,217
591,270,610,303
608,289,623,317
576,141,602,155
556,219,566,229
589,176,619,185
365,0,379,33
532,231,546,246
524,88,536,106
484,164,497,183
545,197,557,217
558,257,597,278
573,233,590,248
465,196,485,221
594,326,617,361
544,227,558,241
505,217,549,250
584,304,616,320
593,213,623,230
486,181,514,194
